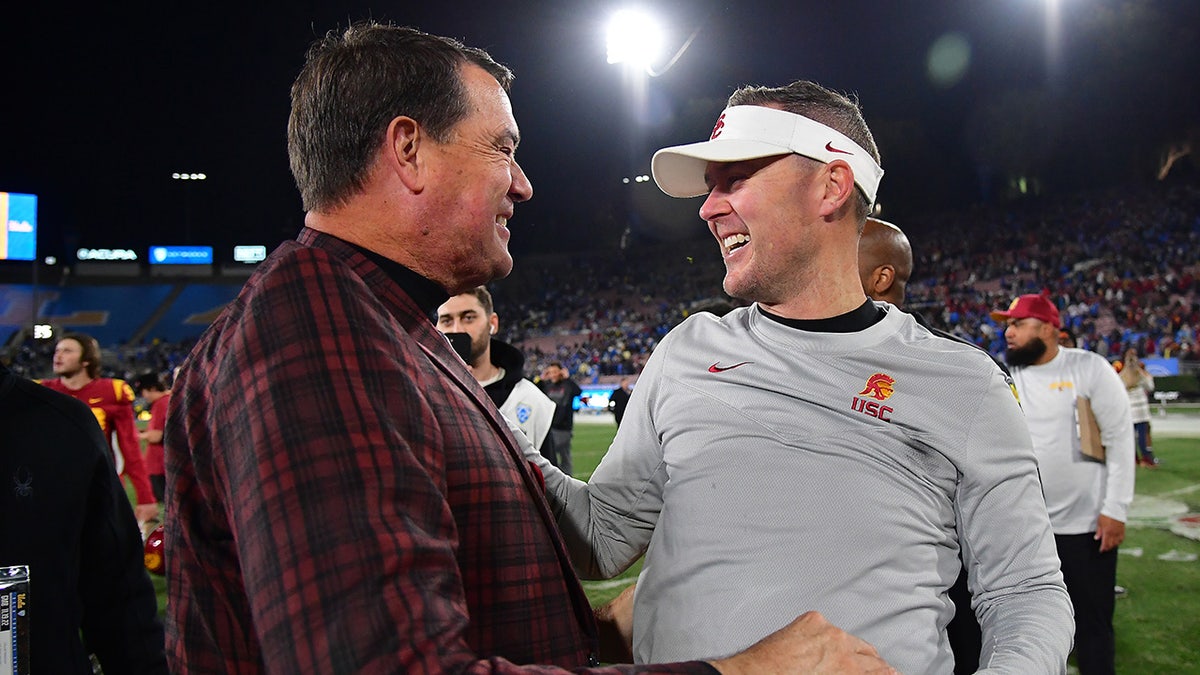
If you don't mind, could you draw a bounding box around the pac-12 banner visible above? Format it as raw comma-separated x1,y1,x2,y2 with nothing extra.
1,192,38,261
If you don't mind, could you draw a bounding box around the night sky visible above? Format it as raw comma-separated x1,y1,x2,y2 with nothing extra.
3,1,1197,263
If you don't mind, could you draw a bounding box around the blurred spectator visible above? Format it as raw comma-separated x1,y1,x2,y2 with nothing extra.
538,361,582,475
1116,349,1159,467
608,377,633,427
134,371,173,504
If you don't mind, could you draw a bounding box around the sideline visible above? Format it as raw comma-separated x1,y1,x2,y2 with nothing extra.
576,412,617,425
1149,414,1200,438
582,578,637,591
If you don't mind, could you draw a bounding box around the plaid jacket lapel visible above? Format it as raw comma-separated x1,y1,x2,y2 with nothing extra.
300,231,598,649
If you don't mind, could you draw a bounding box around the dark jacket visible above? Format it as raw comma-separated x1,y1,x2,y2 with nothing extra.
484,338,530,409
0,363,167,674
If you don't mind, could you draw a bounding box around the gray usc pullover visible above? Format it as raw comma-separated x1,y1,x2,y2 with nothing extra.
531,303,1073,674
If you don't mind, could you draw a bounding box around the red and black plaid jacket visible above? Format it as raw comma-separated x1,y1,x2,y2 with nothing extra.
165,229,710,674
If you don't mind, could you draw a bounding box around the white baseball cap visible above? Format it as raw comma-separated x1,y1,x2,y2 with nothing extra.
651,105,884,205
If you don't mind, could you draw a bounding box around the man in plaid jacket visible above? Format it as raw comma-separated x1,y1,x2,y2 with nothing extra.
164,22,892,674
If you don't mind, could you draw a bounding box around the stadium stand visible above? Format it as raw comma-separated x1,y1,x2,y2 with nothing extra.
1,284,176,347
2,178,1198,389
148,284,244,343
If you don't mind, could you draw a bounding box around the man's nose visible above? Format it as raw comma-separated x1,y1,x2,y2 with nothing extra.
510,161,533,202
698,190,727,222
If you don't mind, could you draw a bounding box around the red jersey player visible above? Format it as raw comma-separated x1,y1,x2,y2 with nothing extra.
41,332,159,524
134,371,171,503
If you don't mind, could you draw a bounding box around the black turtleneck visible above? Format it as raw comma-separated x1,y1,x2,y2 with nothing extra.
757,299,885,332
348,243,449,323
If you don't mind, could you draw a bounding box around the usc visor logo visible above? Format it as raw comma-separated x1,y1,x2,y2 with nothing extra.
852,373,895,422
710,113,726,139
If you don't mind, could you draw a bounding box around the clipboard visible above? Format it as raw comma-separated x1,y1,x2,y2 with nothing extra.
1076,396,1106,463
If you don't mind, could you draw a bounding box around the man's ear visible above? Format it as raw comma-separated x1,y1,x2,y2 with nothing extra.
489,313,499,335
386,115,425,191
1041,321,1062,344
817,160,857,218
870,264,896,297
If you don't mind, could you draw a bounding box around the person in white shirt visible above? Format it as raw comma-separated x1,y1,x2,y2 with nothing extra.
436,286,557,460
992,293,1135,675
1118,347,1159,467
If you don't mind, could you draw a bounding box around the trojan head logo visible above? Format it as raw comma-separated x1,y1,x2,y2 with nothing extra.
857,373,896,401
710,113,726,139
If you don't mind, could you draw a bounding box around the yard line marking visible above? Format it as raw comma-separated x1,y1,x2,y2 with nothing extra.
1161,483,1200,498
581,578,636,590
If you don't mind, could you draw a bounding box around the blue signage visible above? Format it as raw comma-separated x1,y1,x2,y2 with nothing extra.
233,245,267,263
1,192,37,261
1141,357,1179,376
149,245,213,265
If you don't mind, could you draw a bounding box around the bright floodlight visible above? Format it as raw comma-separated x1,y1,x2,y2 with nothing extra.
606,9,663,68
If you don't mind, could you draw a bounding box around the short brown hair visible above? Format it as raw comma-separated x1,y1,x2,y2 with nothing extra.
466,286,495,316
729,81,880,224
288,22,515,212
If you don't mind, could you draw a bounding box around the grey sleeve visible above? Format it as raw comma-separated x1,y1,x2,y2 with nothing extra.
520,347,671,580
958,370,1075,674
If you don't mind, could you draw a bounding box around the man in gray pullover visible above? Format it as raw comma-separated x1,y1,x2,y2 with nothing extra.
529,80,1073,674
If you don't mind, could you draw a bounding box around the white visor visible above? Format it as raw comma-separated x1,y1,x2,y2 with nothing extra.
651,105,883,204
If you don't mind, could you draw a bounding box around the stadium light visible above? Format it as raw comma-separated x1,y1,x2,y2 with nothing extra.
605,8,705,77
606,10,663,69
171,172,207,243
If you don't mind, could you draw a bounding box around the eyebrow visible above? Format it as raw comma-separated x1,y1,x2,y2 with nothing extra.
702,167,722,191
703,163,739,191
499,128,520,148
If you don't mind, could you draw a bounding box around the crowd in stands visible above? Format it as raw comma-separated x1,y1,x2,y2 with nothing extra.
903,181,1200,364
489,238,724,382
4,177,1198,386
494,179,1200,383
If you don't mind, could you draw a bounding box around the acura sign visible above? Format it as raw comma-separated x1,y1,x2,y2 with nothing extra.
77,247,138,261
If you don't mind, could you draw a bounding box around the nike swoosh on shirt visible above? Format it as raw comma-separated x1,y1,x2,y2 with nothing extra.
708,361,752,373
88,397,104,404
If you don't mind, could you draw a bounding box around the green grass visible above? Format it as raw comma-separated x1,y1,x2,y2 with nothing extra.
1114,436,1200,673
140,418,1200,670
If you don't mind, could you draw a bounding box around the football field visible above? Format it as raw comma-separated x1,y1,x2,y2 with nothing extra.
145,415,1200,671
